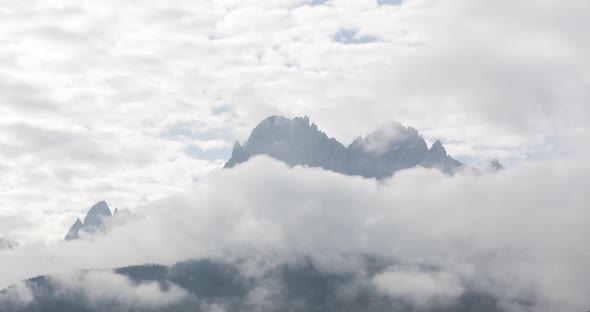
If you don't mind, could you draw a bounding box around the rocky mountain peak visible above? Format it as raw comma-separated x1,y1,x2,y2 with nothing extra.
224,141,249,169
224,116,463,178
84,201,112,227
225,116,348,172
429,140,447,157
65,218,84,241
65,201,113,241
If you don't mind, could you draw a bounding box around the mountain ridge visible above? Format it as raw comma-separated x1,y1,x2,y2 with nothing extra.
225,116,463,178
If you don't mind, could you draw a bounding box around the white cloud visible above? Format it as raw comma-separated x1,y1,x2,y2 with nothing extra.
0,157,588,311
0,281,33,306
373,267,464,306
191,139,234,151
50,270,188,308
356,122,411,154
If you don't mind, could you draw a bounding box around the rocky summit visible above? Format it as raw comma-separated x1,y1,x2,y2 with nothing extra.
225,116,462,178
64,201,113,240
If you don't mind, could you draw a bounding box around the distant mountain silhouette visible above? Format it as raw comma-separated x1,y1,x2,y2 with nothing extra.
64,201,113,240
225,116,462,178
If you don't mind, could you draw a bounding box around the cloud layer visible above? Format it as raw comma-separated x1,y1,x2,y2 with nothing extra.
52,270,189,309
373,267,465,306
0,156,588,311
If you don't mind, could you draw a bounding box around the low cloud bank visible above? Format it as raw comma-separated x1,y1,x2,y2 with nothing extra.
0,156,588,311
373,267,464,306
51,270,189,308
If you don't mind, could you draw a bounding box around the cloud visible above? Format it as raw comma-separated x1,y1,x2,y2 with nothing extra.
356,121,411,154
0,281,33,307
191,140,234,152
0,156,588,311
373,267,464,306
50,270,188,308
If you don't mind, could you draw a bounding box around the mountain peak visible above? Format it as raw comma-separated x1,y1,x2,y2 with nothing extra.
225,116,463,178
65,218,84,240
225,116,347,172
224,141,249,168
250,115,314,139
84,201,112,227
263,115,310,125
429,140,447,157
65,201,113,240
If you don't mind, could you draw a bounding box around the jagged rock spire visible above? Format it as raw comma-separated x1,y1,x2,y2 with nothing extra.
65,218,84,240
64,201,113,241
84,201,112,227
224,141,250,169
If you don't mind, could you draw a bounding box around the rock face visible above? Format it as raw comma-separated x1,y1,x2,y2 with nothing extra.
225,116,462,178
65,201,113,240
0,238,19,250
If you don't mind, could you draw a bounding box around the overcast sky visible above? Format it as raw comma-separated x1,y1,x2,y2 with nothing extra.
0,0,589,265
